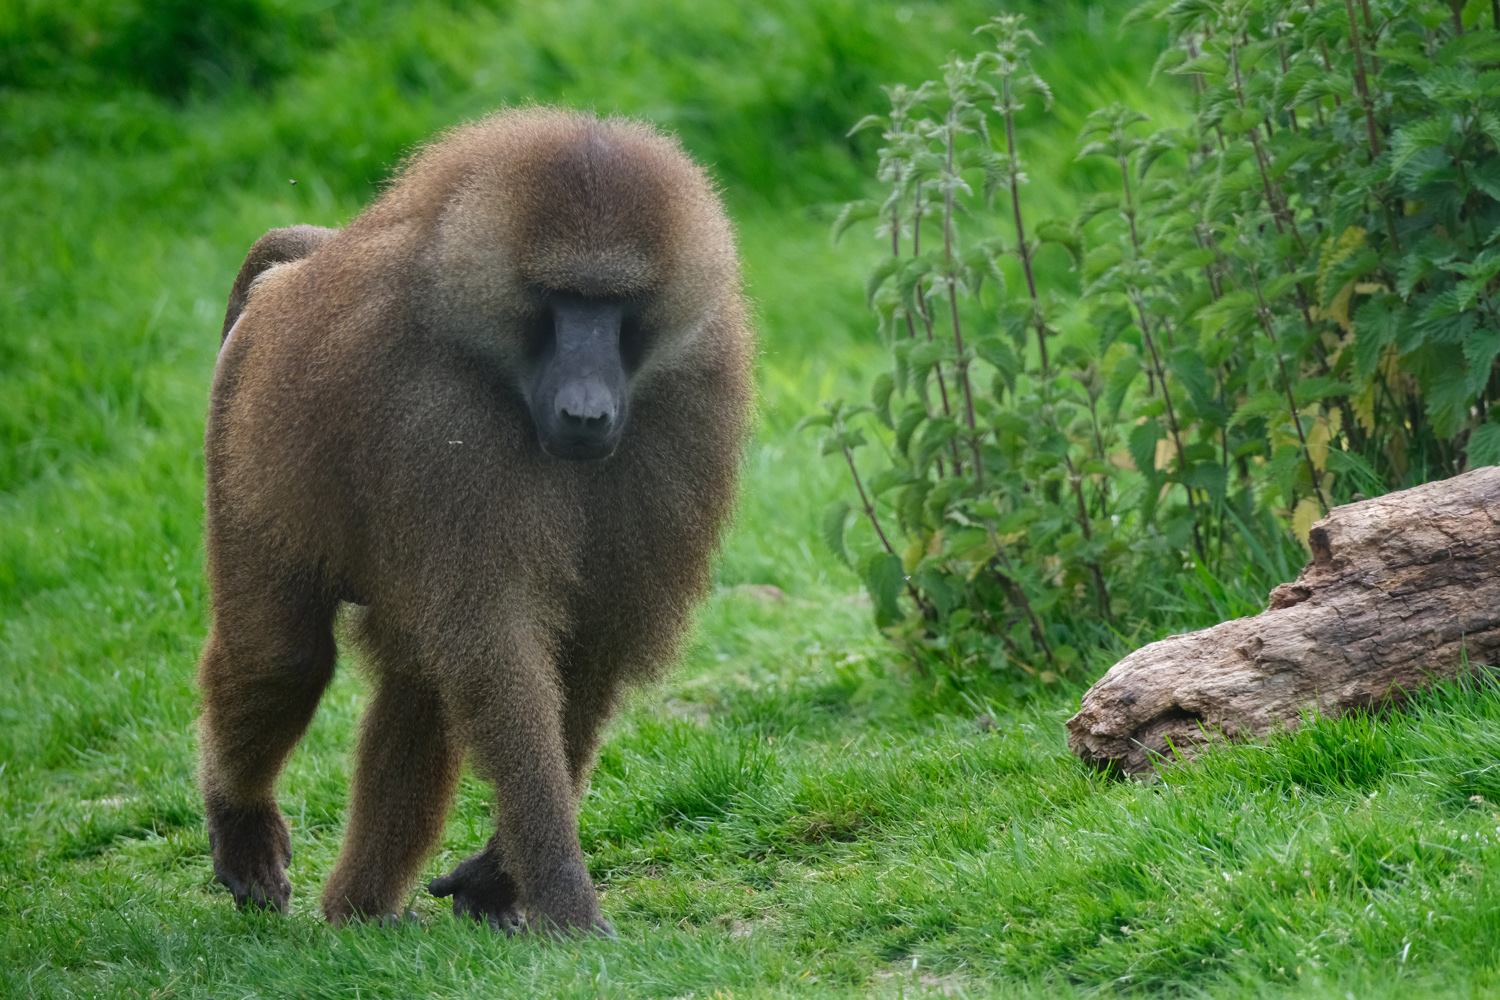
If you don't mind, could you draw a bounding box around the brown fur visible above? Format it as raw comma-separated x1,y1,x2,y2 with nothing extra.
196,108,753,934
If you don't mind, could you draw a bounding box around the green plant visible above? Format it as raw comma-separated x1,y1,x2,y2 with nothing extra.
814,0,1500,683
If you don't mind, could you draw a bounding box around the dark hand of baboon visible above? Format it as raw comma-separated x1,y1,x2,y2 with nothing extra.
427,841,528,935
196,108,753,936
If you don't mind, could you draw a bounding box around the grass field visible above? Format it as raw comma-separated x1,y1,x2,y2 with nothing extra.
6,1,1500,996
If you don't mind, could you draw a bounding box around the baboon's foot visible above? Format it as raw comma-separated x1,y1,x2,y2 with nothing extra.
322,901,421,927
428,849,526,934
206,798,292,911
527,865,616,939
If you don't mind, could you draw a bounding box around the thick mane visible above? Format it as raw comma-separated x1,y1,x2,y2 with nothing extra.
355,109,718,299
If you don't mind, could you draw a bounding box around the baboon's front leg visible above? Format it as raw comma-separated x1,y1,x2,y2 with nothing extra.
322,668,462,923
436,628,611,937
428,656,621,933
197,588,337,911
561,660,628,800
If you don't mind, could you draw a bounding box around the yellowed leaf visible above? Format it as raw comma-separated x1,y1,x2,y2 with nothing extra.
1306,411,1332,471
902,538,923,574
1316,226,1368,308
1292,497,1322,551
926,529,944,557
1154,436,1176,471
1326,280,1356,333
1353,383,1376,433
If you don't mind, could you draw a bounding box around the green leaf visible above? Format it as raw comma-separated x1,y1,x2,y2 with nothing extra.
1292,377,1351,407
868,467,917,495
1128,418,1162,474
821,500,853,565
1465,327,1500,394
975,336,1020,379
1184,460,1227,504
1104,353,1134,419
1319,249,1379,309
1168,346,1219,417
1352,296,1402,383
1423,346,1472,438
860,552,906,624
915,418,959,471
871,373,895,428
864,256,903,307
832,200,882,244
1034,218,1082,263
795,412,834,432
1391,116,1453,175
895,404,928,457
1467,422,1500,469
1231,391,1288,427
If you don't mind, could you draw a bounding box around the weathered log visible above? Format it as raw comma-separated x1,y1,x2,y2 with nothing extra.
1067,465,1500,774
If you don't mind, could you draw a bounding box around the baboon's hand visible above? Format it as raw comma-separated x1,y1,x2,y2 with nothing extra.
206,803,293,912
428,848,526,934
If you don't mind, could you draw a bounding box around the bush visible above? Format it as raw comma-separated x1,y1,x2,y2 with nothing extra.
809,0,1500,683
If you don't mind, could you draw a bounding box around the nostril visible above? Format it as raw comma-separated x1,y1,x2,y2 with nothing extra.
560,410,611,429
555,380,616,428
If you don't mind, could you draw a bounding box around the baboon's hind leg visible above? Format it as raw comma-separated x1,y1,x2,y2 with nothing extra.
197,583,337,911
323,662,462,924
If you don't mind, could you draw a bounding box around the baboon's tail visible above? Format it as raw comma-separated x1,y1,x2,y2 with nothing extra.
221,225,339,342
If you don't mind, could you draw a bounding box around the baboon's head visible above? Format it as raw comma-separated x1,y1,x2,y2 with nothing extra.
419,109,738,461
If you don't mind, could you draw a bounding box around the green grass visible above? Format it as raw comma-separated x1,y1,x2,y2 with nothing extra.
5,1,1500,996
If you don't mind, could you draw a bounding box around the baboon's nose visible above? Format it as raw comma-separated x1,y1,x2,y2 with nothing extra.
555,377,616,431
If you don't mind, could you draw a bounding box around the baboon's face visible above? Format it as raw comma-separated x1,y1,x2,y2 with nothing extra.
429,117,737,462
524,294,641,461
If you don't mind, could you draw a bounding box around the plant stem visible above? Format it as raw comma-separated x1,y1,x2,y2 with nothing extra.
1064,452,1112,621
913,181,963,475
1117,155,1204,557
1357,0,1380,74
944,106,984,485
1003,71,1049,373
1307,0,1342,110
982,520,1055,666
1344,0,1382,159
1247,266,1330,515
842,440,930,618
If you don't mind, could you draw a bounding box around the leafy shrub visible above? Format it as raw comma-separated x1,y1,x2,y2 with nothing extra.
809,0,1500,682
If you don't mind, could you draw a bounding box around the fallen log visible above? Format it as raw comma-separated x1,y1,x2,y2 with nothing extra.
1066,465,1500,774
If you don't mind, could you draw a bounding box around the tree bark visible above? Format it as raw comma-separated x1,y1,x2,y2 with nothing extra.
1067,466,1500,774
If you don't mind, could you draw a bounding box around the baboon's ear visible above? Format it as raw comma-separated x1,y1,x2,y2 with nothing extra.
222,226,338,341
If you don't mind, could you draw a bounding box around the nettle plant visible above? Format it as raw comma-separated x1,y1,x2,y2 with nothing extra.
807,2,1500,683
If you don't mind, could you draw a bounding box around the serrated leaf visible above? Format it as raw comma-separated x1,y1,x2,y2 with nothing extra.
1231,390,1288,427
1291,497,1322,551
832,200,882,244
895,404,928,457
1105,354,1142,419
1128,419,1162,476
915,418,959,471
1423,345,1472,437
1467,422,1500,469
860,552,906,624
821,500,853,565
1352,296,1402,383
868,466,917,495
1293,377,1351,407
871,373,895,428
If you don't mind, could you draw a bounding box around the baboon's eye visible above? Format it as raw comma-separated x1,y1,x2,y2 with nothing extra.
619,311,650,372
523,307,554,363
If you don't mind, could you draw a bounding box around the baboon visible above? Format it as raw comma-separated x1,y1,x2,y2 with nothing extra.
197,108,753,935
